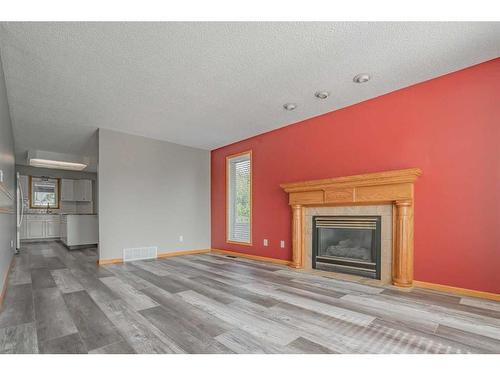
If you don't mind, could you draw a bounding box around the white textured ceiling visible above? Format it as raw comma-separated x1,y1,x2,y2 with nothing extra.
0,22,499,171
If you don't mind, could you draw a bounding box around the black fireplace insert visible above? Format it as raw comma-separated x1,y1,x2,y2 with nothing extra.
312,215,381,279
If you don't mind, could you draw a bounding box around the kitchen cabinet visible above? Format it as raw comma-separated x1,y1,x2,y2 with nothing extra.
61,179,75,201
46,220,60,237
75,180,92,202
61,179,92,202
60,214,98,248
22,215,60,240
27,219,45,238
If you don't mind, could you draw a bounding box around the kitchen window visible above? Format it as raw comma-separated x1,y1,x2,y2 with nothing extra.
226,151,252,245
30,176,60,209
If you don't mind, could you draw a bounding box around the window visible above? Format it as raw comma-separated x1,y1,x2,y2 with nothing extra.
226,151,252,245
30,176,60,209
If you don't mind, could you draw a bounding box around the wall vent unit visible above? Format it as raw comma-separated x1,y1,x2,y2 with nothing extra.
123,246,158,262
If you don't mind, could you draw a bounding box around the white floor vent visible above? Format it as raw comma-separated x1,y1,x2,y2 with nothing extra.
123,246,158,262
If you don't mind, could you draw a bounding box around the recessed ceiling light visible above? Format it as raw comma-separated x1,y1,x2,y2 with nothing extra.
353,73,371,83
314,91,330,99
283,103,297,111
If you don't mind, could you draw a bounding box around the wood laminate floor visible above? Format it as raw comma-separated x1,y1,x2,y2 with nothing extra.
1,241,499,354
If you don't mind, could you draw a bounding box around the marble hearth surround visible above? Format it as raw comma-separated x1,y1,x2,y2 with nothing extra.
280,168,421,288
304,205,393,284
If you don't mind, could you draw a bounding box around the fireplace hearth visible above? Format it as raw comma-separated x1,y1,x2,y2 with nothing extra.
312,216,381,279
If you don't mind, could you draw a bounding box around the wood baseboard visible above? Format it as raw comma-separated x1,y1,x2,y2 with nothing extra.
0,255,14,310
414,280,500,302
97,258,123,265
97,249,211,265
211,248,292,266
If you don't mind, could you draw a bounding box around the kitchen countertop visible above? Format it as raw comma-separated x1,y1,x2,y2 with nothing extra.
25,213,97,216
60,213,97,216
24,213,60,215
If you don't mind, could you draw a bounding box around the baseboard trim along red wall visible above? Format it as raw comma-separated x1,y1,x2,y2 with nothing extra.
210,58,500,294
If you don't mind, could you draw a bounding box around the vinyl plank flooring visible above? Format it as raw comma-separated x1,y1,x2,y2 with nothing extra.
279,271,384,295
69,268,122,306
40,248,58,257
191,276,280,307
434,324,500,353
29,253,48,269
131,260,173,277
1,241,499,354
230,298,366,354
241,283,376,326
341,293,500,341
95,299,185,354
133,267,236,304
287,337,336,354
43,257,67,270
159,258,248,285
460,297,500,312
31,268,57,290
215,328,295,354
89,340,136,354
140,305,233,353
178,290,300,346
207,254,286,272
167,256,258,284
100,276,158,311
140,288,233,337
0,323,38,354
104,263,155,290
50,268,85,294
33,287,78,342
0,284,34,329
62,290,124,351
38,333,87,354
128,266,190,293
8,255,32,286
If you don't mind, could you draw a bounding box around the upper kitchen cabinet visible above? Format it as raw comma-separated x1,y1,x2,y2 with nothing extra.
75,179,92,202
61,179,75,201
60,179,92,202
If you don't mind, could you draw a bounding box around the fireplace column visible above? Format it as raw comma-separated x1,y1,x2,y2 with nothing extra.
392,200,414,287
291,204,305,268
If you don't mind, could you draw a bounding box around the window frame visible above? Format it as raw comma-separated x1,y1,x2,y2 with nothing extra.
225,150,252,246
29,176,60,209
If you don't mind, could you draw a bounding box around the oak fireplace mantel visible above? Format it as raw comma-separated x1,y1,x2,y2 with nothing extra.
280,168,422,287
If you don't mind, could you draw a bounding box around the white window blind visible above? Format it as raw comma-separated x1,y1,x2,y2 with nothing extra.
227,153,251,243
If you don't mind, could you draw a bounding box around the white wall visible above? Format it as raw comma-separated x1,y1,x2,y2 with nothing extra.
0,51,15,296
98,129,210,260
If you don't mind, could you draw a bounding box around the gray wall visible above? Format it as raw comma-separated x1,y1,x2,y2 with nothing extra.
0,52,15,295
98,129,210,260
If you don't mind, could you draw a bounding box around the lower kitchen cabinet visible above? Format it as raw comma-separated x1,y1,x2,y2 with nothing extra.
27,219,45,238
46,220,60,237
22,215,60,240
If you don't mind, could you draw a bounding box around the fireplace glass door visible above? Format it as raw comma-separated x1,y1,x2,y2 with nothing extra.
312,216,381,279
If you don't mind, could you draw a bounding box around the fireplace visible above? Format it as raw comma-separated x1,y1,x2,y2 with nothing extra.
312,216,381,279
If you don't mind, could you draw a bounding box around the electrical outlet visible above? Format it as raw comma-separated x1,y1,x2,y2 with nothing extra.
263,239,268,246
179,235,184,242
280,240,285,248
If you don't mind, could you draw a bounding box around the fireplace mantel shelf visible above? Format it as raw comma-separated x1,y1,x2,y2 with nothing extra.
280,168,422,288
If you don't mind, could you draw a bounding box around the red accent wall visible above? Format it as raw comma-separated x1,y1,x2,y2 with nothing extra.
211,58,500,294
